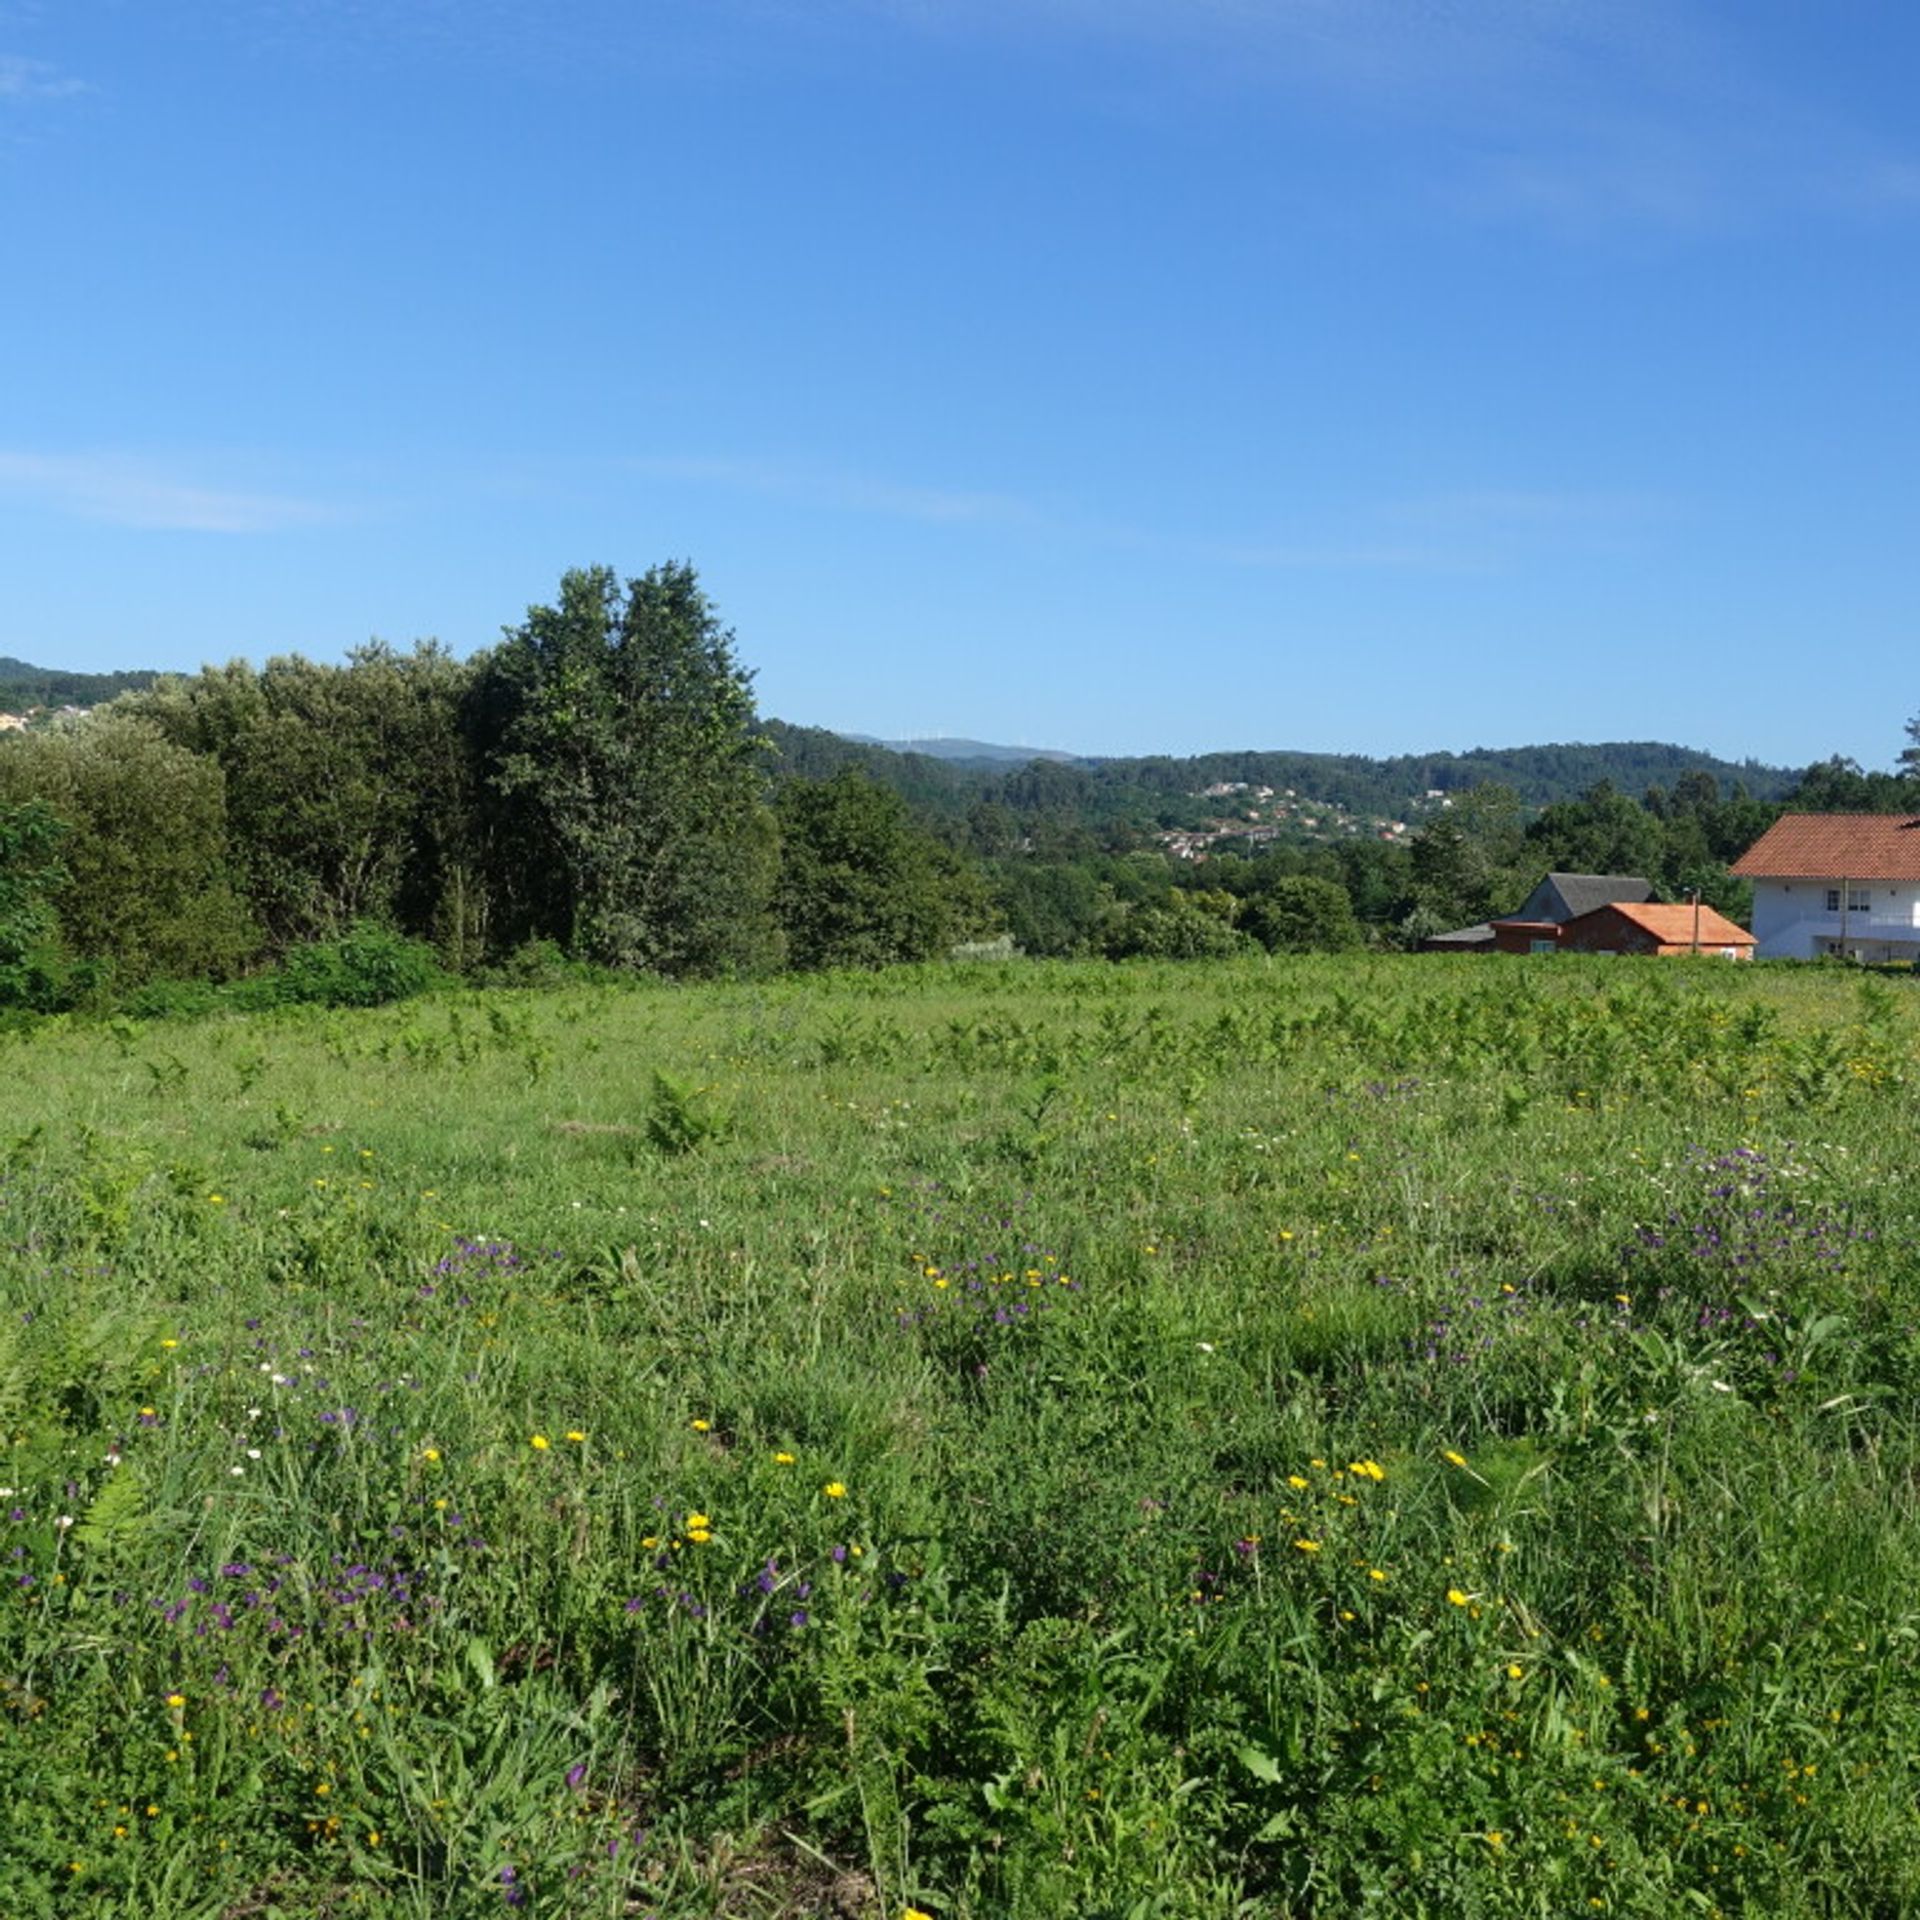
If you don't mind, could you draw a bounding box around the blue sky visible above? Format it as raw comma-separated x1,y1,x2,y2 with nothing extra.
3,1,1918,768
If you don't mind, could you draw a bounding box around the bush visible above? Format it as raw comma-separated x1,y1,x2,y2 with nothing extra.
120,975,231,1020
247,922,445,1009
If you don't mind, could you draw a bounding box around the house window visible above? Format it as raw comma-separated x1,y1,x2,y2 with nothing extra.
1826,888,1870,913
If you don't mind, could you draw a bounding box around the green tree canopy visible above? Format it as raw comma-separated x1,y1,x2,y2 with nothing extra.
475,563,780,975
0,715,257,983
130,644,478,955
1239,874,1363,954
0,797,67,1000
774,769,991,970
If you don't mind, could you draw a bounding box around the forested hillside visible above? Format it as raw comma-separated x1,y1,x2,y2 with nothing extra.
0,655,160,711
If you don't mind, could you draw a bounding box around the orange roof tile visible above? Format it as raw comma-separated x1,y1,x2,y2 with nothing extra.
1731,814,1920,881
1595,901,1755,947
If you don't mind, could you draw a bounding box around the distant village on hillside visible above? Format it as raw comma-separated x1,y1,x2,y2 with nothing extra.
1155,778,1441,859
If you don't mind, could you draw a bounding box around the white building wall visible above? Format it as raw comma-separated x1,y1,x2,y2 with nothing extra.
1749,879,1920,960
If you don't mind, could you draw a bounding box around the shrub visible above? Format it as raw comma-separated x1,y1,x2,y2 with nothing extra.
250,922,445,1008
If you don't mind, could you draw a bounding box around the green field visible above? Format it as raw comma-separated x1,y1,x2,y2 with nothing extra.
3,955,1919,1918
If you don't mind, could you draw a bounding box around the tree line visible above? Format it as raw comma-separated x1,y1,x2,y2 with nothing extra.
0,562,1911,1007
0,565,986,1006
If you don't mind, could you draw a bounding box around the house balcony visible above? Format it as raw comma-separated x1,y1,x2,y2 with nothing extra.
1760,914,1920,961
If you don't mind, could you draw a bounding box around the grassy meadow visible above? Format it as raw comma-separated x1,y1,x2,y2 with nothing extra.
3,954,1920,1917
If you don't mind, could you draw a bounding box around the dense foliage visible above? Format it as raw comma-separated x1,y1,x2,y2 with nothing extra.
4,957,1920,1916
1,587,1916,1005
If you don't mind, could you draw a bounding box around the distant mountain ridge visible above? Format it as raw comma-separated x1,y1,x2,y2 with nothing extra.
838,733,1082,765
818,727,1800,809
0,655,160,710
1,653,1802,816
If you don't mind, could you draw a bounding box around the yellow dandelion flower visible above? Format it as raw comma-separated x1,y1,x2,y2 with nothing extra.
1446,1588,1471,1607
690,1418,712,1432
823,1481,847,1499
165,1693,186,1709
774,1451,796,1465
565,1430,587,1443
421,1448,441,1463
687,1528,713,1544
1443,1449,1468,1468
1287,1474,1309,1489
529,1434,550,1450
1293,1538,1321,1553
684,1512,711,1530
1367,1568,1387,1582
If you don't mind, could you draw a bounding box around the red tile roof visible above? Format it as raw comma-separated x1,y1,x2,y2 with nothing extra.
1594,901,1755,947
1731,814,1920,881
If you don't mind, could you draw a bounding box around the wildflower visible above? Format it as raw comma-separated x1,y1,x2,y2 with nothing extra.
421,1448,441,1463
165,1693,186,1709
903,1908,937,1920
1446,1588,1471,1607
685,1512,711,1530
1507,1664,1524,1679
1287,1474,1309,1490
530,1435,550,1450
1367,1568,1387,1582
823,1482,847,1499
1443,1449,1467,1468
160,1338,179,1351
1293,1538,1321,1553
690,1419,711,1433
565,1430,586,1443
1350,1459,1386,1481
773,1451,796,1465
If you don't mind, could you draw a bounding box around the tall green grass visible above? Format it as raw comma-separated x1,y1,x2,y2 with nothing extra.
3,955,1918,1916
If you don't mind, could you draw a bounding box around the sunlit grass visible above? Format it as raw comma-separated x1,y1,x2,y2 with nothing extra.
3,954,1919,1915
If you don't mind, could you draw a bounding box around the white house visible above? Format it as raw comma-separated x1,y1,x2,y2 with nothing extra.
1730,815,1920,961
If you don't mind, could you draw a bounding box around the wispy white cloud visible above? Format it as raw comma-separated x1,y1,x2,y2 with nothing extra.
622,448,1660,577
0,450,337,532
829,0,1912,234
0,53,86,101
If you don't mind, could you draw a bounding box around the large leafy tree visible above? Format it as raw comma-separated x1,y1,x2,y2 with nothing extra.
0,713,257,983
475,563,780,975
774,769,990,970
1239,874,1363,954
131,643,479,955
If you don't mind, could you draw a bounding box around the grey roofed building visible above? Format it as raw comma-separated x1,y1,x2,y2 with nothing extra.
1421,921,1496,951
1422,872,1655,953
1509,872,1655,923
